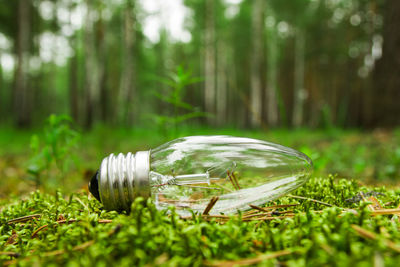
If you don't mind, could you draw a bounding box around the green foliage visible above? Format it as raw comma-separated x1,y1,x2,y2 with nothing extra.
26,114,80,189
151,65,207,135
297,131,400,182
1,176,400,266
0,128,399,198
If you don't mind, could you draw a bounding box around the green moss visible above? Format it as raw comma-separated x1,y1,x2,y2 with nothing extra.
1,176,400,266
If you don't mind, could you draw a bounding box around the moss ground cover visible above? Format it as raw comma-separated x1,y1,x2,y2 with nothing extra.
1,175,400,266
1,126,400,266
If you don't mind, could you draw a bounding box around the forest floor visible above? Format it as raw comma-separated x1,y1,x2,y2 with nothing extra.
1,126,400,266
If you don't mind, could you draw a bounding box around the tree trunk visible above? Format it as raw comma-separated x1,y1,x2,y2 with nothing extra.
68,0,79,123
371,0,400,127
216,42,227,126
83,0,99,129
250,0,264,128
13,0,31,127
119,0,135,126
292,30,306,127
309,60,322,128
266,31,279,126
98,7,108,123
204,0,216,124
0,53,3,122
69,44,79,122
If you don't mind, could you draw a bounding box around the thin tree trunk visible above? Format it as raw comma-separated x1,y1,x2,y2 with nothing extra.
216,42,227,126
13,0,31,127
363,72,374,126
68,1,79,123
292,30,306,127
99,56,108,123
155,30,168,119
0,53,3,122
372,0,400,127
69,54,79,122
227,53,240,126
309,61,321,128
68,8,79,124
250,0,264,127
98,6,108,123
266,32,279,126
83,0,100,129
204,0,216,124
119,0,135,126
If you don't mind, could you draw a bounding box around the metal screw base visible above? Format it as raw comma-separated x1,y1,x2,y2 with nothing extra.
98,151,150,211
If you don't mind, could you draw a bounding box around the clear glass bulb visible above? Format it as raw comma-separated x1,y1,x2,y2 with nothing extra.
89,136,313,215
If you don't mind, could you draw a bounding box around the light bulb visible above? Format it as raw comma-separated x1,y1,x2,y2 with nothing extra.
89,136,313,215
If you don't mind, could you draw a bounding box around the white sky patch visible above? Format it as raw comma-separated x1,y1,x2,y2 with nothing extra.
37,0,82,65
224,0,242,19
225,5,239,19
0,32,11,50
140,0,192,43
265,16,276,28
277,21,291,38
332,8,345,24
356,34,382,78
29,56,42,72
350,13,361,26
371,34,382,59
1,53,15,72
61,24,74,37
57,5,71,25
39,32,55,63
0,32,14,73
70,3,86,29
39,31,73,66
39,1,54,21
225,0,243,4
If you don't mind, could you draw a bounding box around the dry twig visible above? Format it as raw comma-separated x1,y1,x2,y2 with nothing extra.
7,214,41,224
249,204,299,212
31,219,113,238
287,195,333,207
6,230,18,245
4,224,121,266
370,209,400,216
0,251,19,258
351,224,400,253
203,197,219,215
366,196,383,211
227,171,240,190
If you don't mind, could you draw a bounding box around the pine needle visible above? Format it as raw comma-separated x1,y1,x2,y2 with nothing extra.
7,214,41,224
202,196,219,215
351,224,400,253
287,195,333,207
31,219,112,238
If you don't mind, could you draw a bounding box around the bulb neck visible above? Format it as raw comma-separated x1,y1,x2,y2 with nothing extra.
98,151,150,211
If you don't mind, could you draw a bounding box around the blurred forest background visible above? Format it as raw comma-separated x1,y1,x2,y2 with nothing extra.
0,0,400,196
1,0,399,130
2,3,400,265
